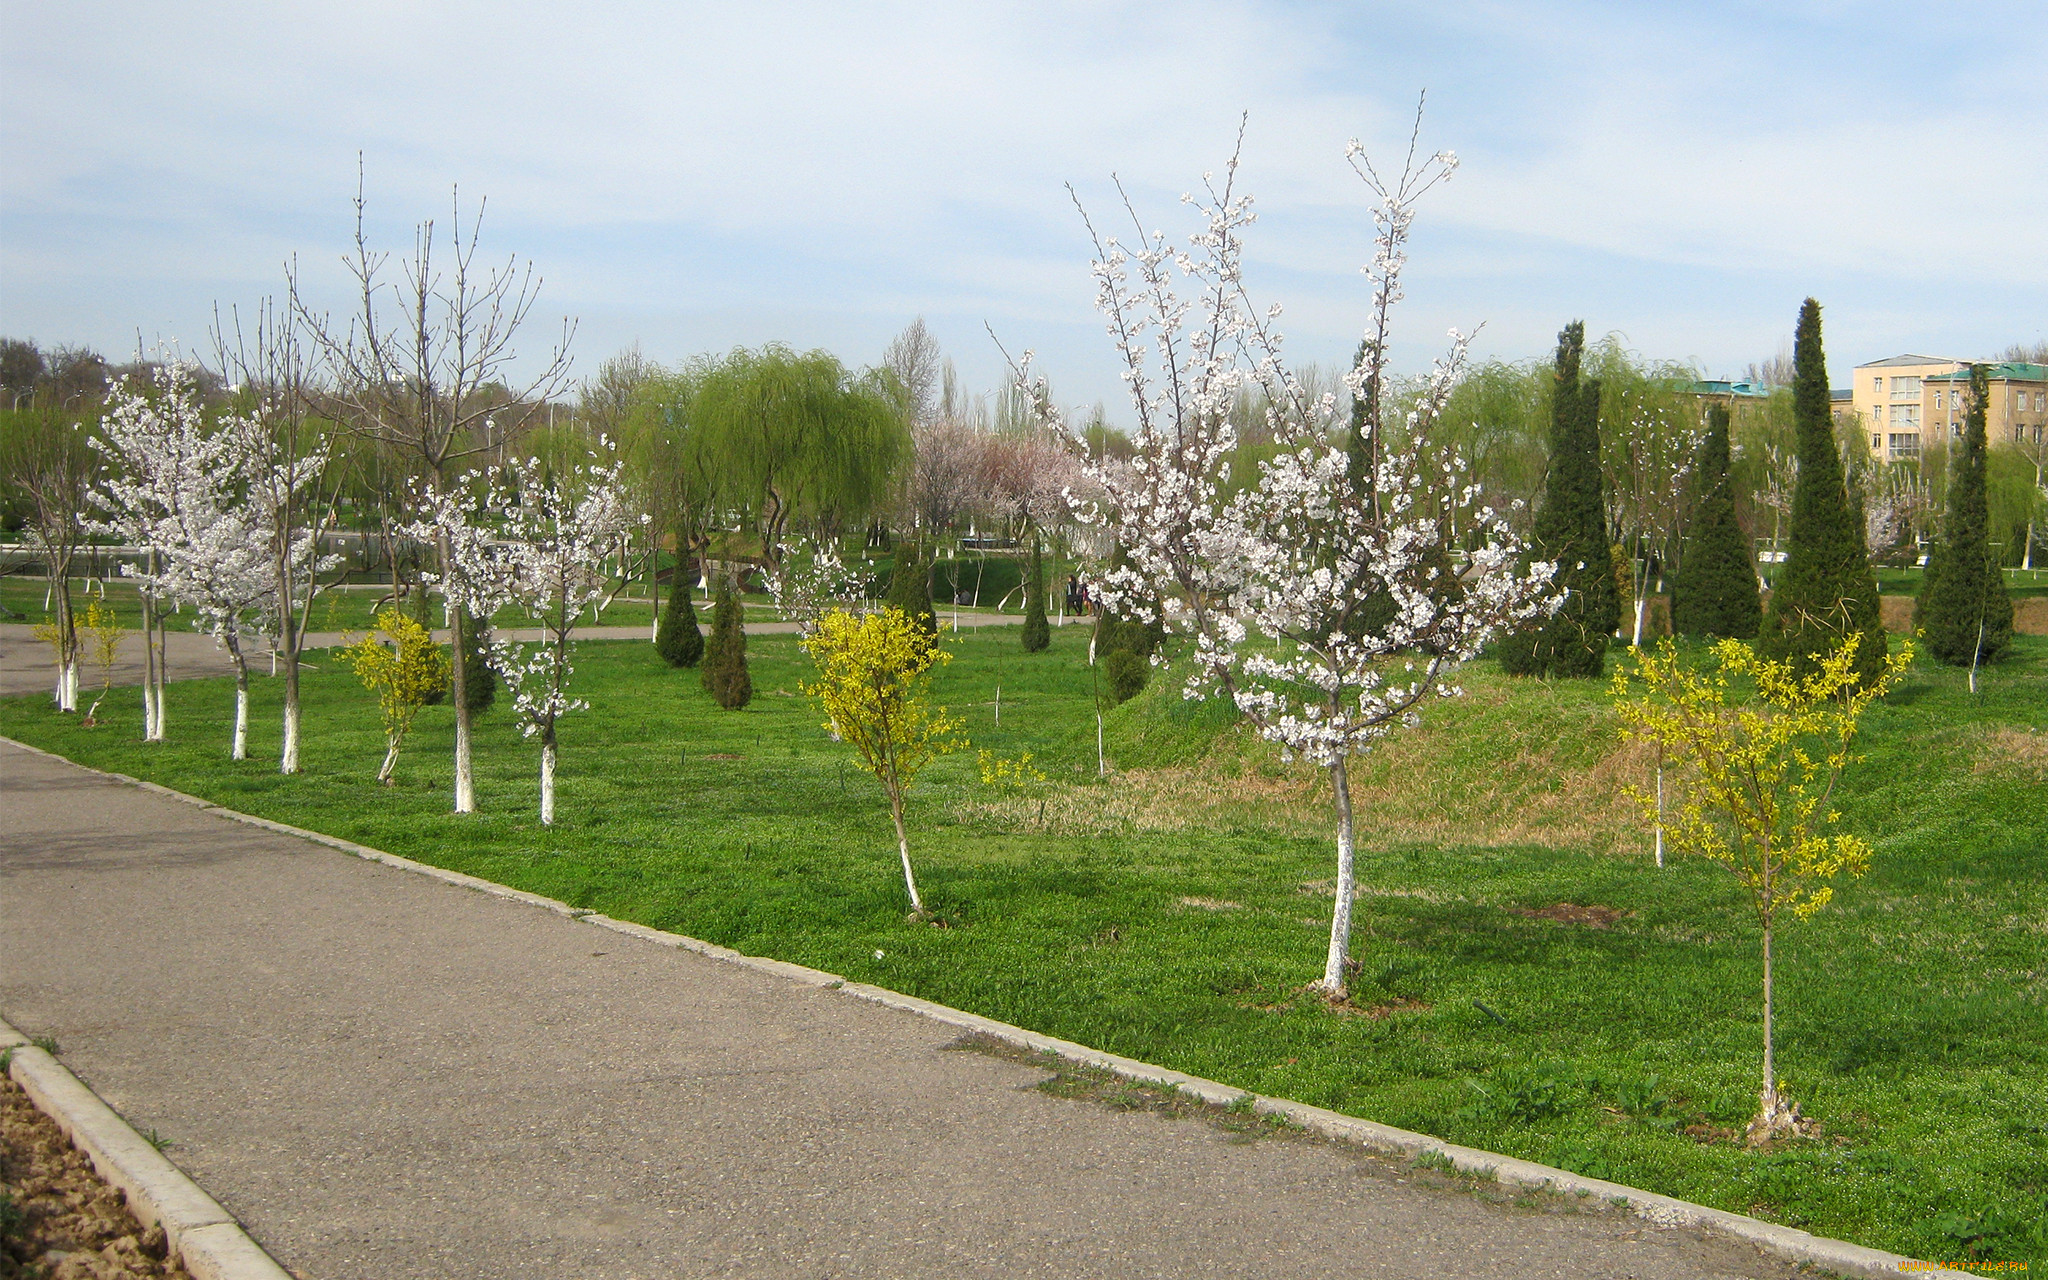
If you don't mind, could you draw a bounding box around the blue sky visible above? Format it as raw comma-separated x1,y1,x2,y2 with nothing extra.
3,1,2043,418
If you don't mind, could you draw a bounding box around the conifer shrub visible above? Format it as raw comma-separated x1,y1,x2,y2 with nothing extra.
701,574,752,709
1672,405,1762,639
1021,537,1050,653
1916,364,2015,666
1757,299,1887,686
656,568,704,667
886,541,938,638
459,611,497,712
1499,321,1614,677
1102,648,1149,704
1094,613,1160,704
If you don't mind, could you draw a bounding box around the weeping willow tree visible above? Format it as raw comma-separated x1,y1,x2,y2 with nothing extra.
689,344,913,565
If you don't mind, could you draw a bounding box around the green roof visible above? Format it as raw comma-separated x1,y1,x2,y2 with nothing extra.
1925,362,2047,382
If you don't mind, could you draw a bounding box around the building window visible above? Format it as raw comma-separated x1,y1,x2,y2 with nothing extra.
1933,391,1944,409
1872,433,1883,449
1873,377,1883,394
1889,433,1920,456
1891,376,1921,397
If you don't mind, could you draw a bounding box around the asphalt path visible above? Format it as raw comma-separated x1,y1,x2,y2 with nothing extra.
0,742,1816,1280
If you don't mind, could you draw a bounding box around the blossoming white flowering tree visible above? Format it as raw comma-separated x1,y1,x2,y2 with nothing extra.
767,536,864,636
213,298,344,773
429,449,640,825
1026,115,1558,1000
98,362,305,760
407,475,514,806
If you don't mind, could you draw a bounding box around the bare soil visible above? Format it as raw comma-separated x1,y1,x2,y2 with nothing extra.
0,1074,190,1280
1505,902,1634,929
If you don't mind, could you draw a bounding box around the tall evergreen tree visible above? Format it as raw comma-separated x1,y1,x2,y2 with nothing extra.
886,540,938,638
1915,364,2014,667
1021,535,1050,652
1499,321,1615,677
1672,405,1762,638
1758,299,1886,686
701,572,752,708
457,610,497,712
655,561,704,667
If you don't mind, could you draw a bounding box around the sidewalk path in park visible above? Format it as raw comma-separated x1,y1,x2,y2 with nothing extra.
0,743,1813,1280
0,608,1034,696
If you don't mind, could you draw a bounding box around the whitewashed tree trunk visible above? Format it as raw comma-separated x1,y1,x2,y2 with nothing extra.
448,589,476,814
281,701,300,774
232,682,249,761
377,737,399,784
888,788,922,912
148,619,167,743
539,739,557,826
1318,754,1360,997
1654,752,1666,869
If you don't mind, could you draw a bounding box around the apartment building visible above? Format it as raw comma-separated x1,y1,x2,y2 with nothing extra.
1922,362,2048,450
1851,356,2048,461
1852,355,1963,461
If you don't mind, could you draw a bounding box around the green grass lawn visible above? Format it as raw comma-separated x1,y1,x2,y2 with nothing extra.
4,624,2043,1266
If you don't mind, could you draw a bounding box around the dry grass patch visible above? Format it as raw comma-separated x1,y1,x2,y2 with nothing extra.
1975,726,2048,780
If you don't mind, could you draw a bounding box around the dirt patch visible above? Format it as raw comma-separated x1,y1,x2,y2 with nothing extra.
1879,594,1914,633
1333,996,1432,1020
1976,727,2048,780
2016,596,2048,636
1505,903,1633,929
1,1073,191,1279
1881,593,2048,635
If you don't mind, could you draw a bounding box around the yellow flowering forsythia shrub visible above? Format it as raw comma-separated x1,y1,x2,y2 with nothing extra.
801,607,963,914
345,607,450,785
81,600,126,725
1611,632,1911,1142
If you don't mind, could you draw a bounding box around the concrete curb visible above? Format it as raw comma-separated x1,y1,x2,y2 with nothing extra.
0,735,1970,1280
0,1018,294,1280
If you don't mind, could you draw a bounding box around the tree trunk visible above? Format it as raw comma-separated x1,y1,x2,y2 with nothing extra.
888,786,923,913
377,736,399,784
279,545,302,774
1756,920,1778,1132
141,592,157,739
1653,752,1665,869
1318,754,1360,998
52,575,77,712
280,692,299,774
225,629,249,761
649,546,662,643
445,547,476,814
539,733,557,827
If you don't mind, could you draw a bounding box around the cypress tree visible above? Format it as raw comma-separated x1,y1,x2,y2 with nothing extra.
1499,321,1615,677
701,573,752,709
886,540,938,638
655,563,704,667
1757,299,1886,685
1915,364,2014,666
1672,405,1762,638
1021,534,1050,652
457,609,497,712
